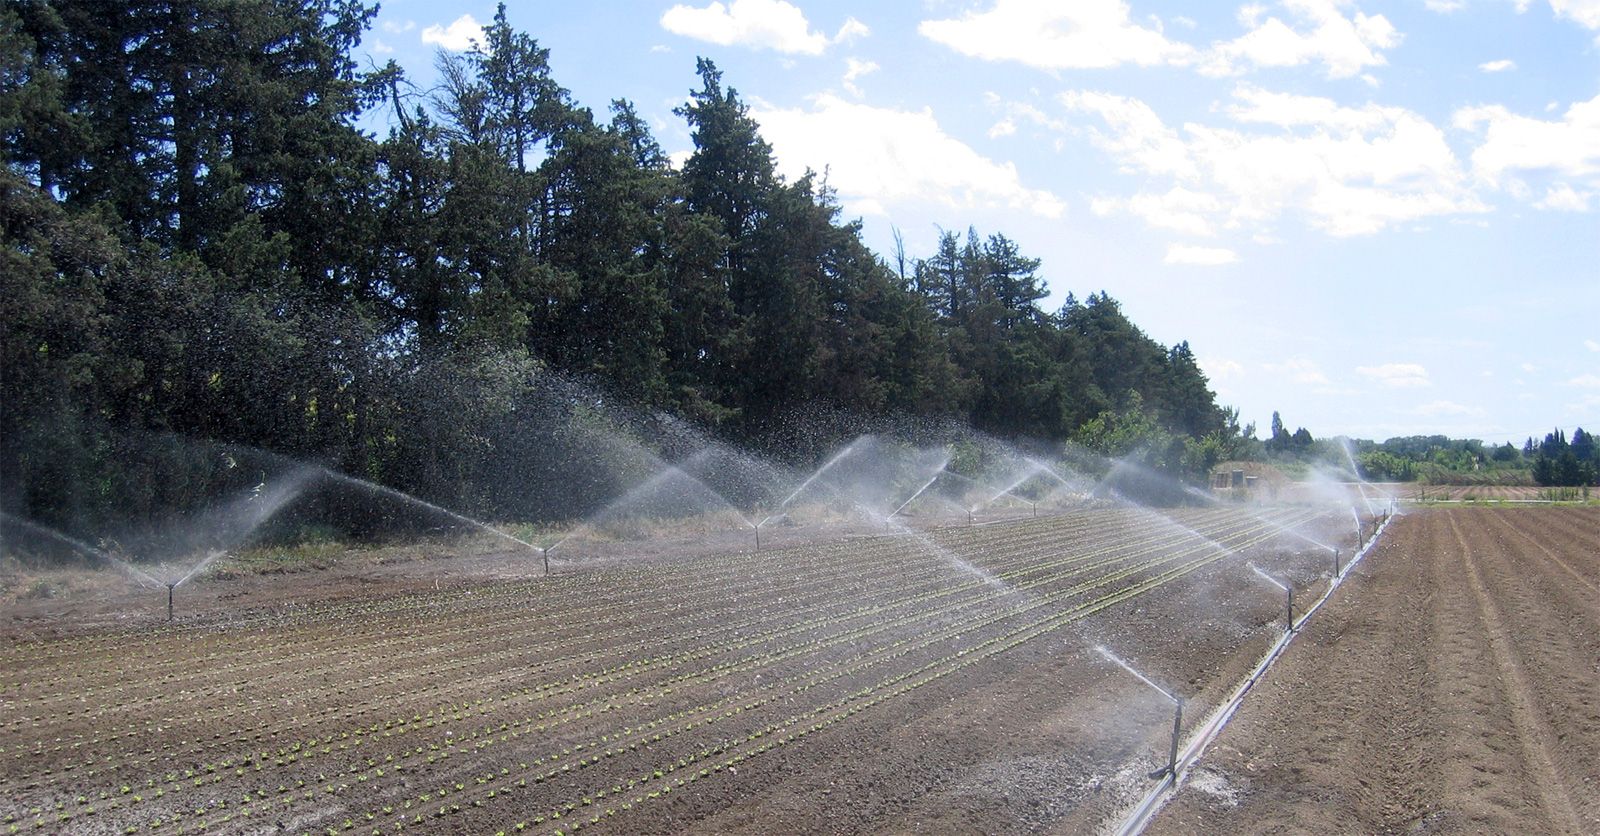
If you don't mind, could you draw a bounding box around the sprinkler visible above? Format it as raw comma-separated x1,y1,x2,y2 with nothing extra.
1285,585,1295,634
753,522,761,552
967,508,974,526
1333,547,1341,578
540,547,549,576
1161,697,1184,779
166,582,176,622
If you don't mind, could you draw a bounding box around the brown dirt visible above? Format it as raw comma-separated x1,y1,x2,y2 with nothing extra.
1398,484,1573,502
1150,506,1600,835
0,504,1362,835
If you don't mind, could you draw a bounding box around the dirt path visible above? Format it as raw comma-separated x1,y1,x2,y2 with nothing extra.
1149,506,1600,835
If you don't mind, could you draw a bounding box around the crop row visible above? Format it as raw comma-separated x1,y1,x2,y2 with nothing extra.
81,506,1312,826
0,510,1122,705
0,507,1322,834
0,502,1254,778
3,502,1260,803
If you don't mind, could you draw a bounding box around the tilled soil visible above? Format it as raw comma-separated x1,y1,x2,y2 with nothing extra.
0,505,1359,835
1149,506,1600,835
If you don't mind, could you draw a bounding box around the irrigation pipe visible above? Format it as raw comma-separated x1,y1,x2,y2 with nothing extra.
1113,509,1400,836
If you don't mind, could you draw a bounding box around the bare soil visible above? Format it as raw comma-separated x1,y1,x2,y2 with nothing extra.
1150,506,1600,835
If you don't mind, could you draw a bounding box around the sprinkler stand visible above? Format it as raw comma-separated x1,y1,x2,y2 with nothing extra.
753,524,760,552
967,509,974,526
166,582,175,622
1168,697,1184,777
1333,548,1341,578
541,547,549,576
1285,585,1295,633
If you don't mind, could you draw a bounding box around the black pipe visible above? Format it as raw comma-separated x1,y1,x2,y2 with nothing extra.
166,583,175,622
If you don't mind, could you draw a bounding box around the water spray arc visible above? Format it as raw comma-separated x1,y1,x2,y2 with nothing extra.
0,513,165,589
748,440,866,547
1247,563,1294,633
759,441,860,527
886,454,951,520
319,467,542,555
1096,645,1184,779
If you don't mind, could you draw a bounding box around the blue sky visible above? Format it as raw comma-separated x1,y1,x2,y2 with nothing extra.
360,0,1598,445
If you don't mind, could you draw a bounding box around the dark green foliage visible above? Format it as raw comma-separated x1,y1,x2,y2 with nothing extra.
1532,428,1597,487
1342,433,1539,486
1,5,1241,532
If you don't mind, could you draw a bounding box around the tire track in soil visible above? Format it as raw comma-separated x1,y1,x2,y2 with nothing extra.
1149,508,1599,835
1443,509,1582,833
1471,509,1600,827
1340,529,1440,833
1148,515,1443,835
1491,507,1600,592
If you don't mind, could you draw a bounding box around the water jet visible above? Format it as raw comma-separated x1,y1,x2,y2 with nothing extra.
1248,564,1293,633
1095,645,1184,779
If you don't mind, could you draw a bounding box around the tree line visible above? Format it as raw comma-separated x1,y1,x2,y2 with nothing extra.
1,1,1238,530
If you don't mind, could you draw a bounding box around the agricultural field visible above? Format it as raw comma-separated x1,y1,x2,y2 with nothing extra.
1149,506,1600,834
0,504,1359,835
1397,484,1588,503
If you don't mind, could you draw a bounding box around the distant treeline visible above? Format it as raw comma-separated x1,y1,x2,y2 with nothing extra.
1344,430,1595,487
0,2,1243,531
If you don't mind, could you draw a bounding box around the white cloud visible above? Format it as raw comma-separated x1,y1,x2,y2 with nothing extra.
842,57,878,97
1569,393,1600,412
1263,357,1331,385
752,93,1065,219
660,1,864,54
1060,85,1482,237
1569,373,1600,388
918,0,1195,70
1478,59,1517,73
1455,93,1600,186
1536,183,1595,211
1550,0,1600,30
381,20,416,34
1424,0,1465,11
1357,362,1431,388
1164,244,1239,265
1585,339,1600,352
1203,357,1246,379
421,15,485,52
1200,0,1402,79
834,17,871,44
1520,362,1538,372
988,119,1018,139
1094,187,1222,236
1059,91,1196,178
369,37,394,55
1413,400,1485,417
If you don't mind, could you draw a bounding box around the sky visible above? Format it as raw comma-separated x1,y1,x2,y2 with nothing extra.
359,0,1599,445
